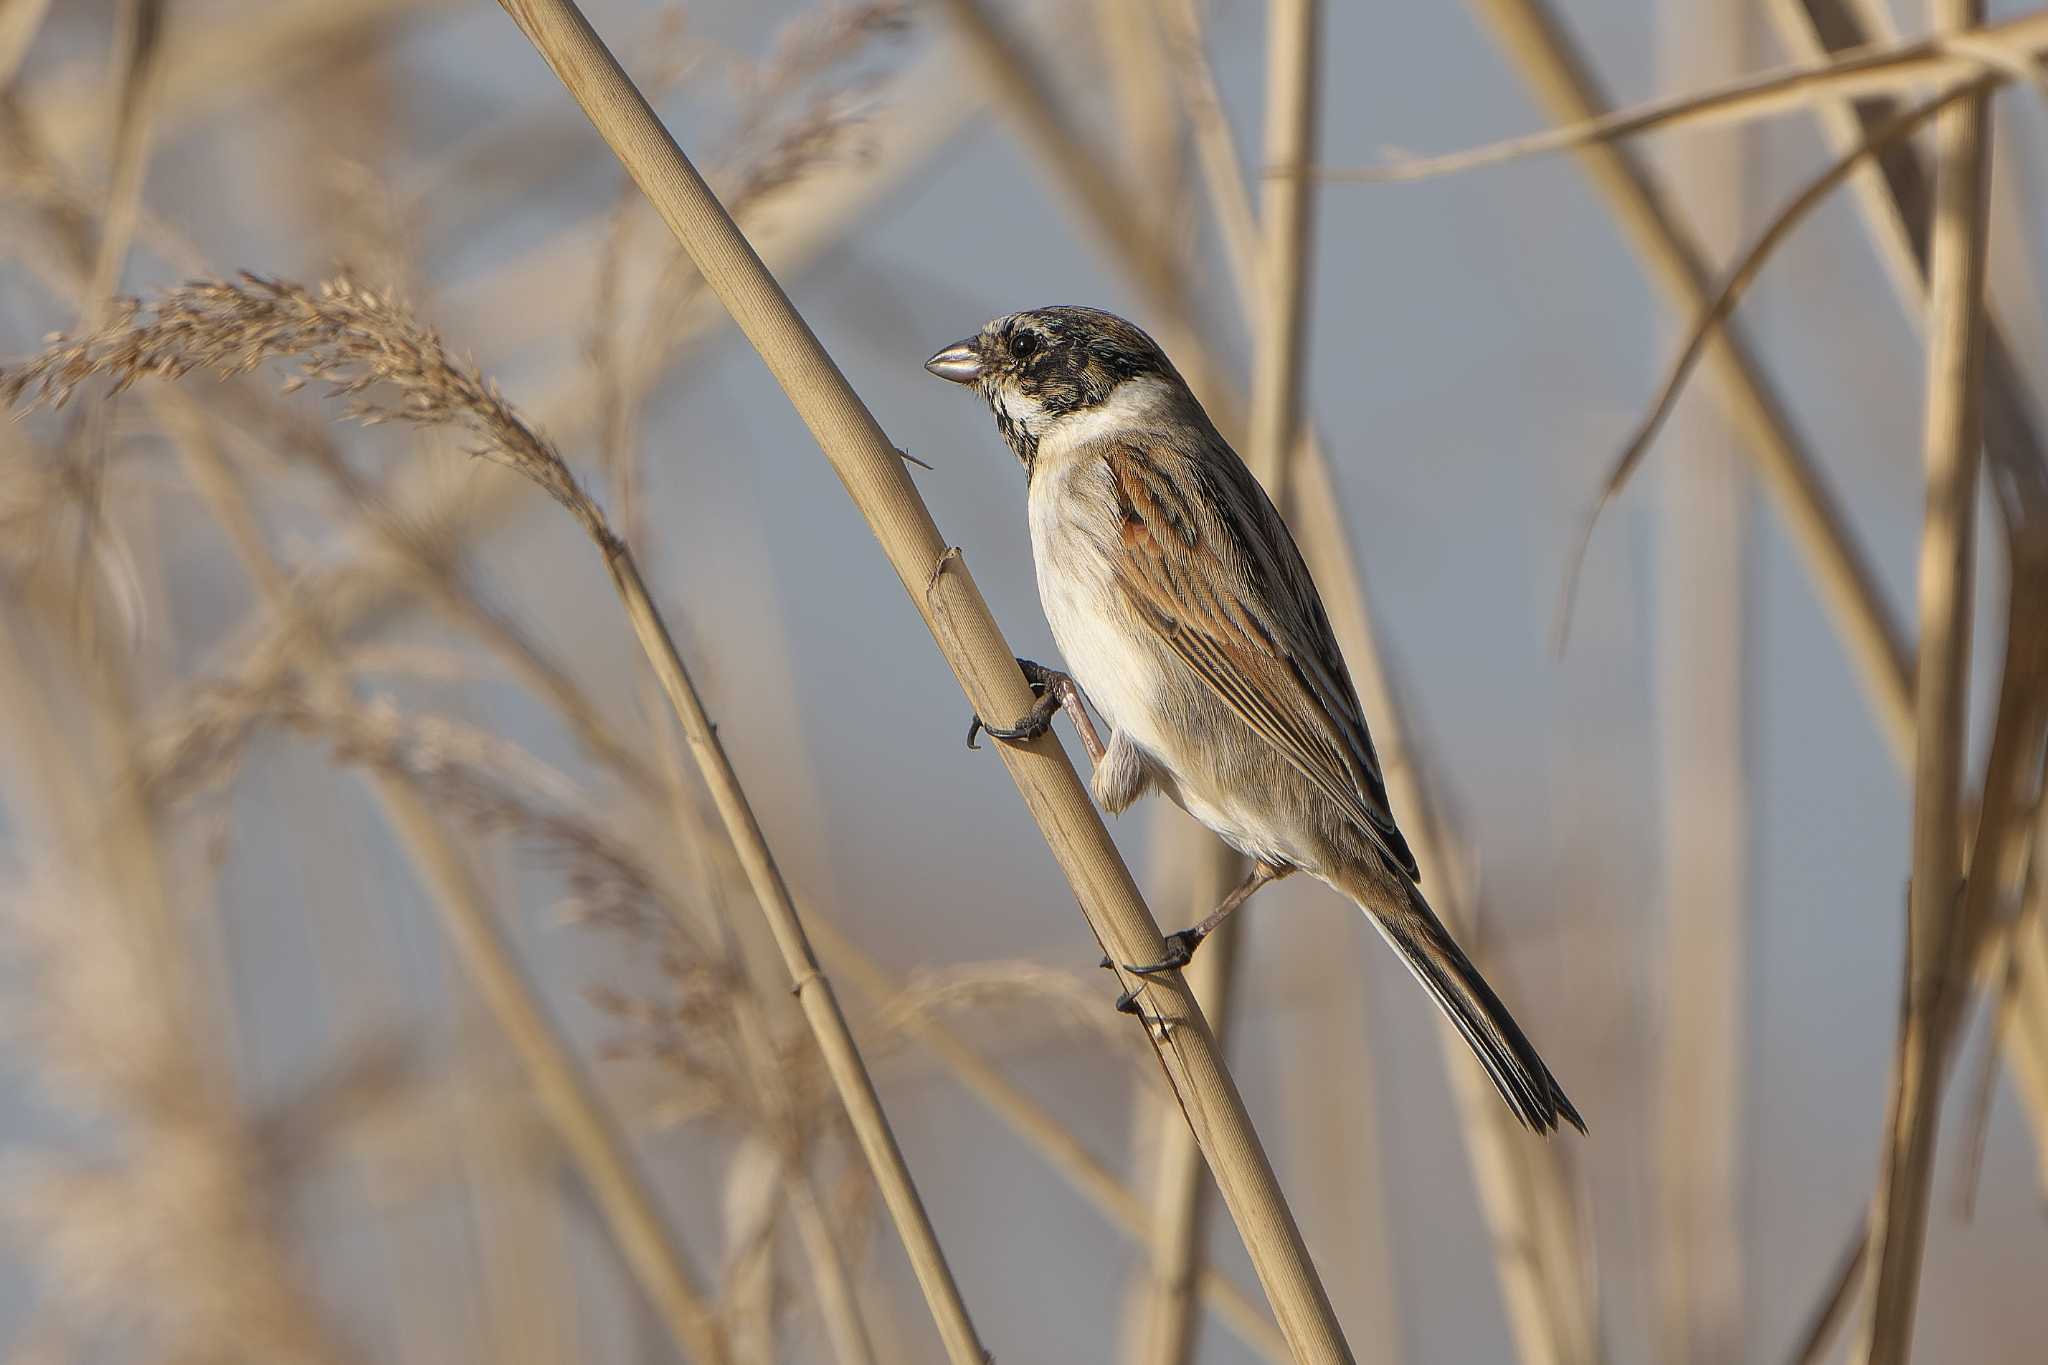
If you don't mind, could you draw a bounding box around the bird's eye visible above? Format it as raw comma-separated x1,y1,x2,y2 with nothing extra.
1010,330,1038,360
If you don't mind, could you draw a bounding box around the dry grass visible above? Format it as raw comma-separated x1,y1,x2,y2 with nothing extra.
1,1,2046,1363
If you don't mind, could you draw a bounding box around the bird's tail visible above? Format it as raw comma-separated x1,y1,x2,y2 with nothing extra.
1336,861,1584,1135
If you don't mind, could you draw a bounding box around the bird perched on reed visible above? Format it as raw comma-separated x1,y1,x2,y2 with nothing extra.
929,306,1582,1134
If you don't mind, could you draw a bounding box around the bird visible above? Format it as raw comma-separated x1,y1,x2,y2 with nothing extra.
926,306,1583,1134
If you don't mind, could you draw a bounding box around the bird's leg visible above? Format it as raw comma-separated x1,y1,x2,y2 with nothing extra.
967,658,1106,763
1120,861,1293,978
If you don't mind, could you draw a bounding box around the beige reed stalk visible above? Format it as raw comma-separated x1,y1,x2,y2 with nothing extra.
1244,0,1319,509
607,478,985,1364
37,0,454,160
1125,14,1319,1363
1760,0,2048,1346
1315,10,2048,185
1127,841,1245,1365
0,0,50,86
494,1,1353,1359
1650,3,1750,1359
21,40,727,1356
1462,0,1911,765
1858,1,1994,1357
169,413,731,1365
158,41,974,790
17,55,598,1355
1099,8,1244,1364
1769,5,2048,538
802,908,1291,1364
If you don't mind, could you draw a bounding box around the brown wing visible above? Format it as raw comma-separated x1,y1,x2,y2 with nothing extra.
1103,435,1419,881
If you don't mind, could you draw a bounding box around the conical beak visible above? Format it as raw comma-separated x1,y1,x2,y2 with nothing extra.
924,340,984,385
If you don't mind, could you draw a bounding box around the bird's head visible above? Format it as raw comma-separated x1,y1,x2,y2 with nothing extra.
925,306,1181,470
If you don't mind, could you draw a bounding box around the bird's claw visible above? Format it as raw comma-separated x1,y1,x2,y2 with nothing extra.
1121,928,1203,977
1105,949,1176,1031
965,705,1055,748
1113,982,1175,1036
965,658,1061,750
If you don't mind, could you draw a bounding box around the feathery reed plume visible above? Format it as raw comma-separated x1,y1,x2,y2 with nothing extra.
2,265,987,1364
2,275,607,543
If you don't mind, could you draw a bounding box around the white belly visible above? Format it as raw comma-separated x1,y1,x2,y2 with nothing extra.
1027,463,1168,748
1026,457,1312,871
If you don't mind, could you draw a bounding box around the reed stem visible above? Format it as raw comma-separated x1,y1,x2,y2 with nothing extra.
496,0,1352,1356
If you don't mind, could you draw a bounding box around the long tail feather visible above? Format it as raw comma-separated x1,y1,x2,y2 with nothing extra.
1339,862,1584,1134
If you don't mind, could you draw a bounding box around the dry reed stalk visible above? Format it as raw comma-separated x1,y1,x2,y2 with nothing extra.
720,1136,781,1365
1863,631,2048,1345
1,282,748,1365
19,13,933,1342
1556,77,2007,635
33,0,455,162
1782,547,2048,1365
0,0,51,87
1093,0,1187,260
84,0,165,318
1462,0,1910,763
640,711,900,1365
451,31,974,354
1856,1,1993,1355
2003,888,2048,1191
182,435,732,1365
172,639,893,1360
493,1,1354,1357
931,0,1182,313
1244,0,1318,508
1,268,992,1360
457,1014,585,1365
604,547,986,1365
801,907,1293,1364
1310,9,2048,185
647,730,882,1365
1154,0,1261,302
10,69,471,1355
1128,9,1320,1364
1097,8,1241,1364
164,398,505,1365
949,6,1597,1357
0,584,363,1365
1767,1,2048,537
1120,50,1276,1298
1128,821,1245,1365
1649,5,1751,1360
1758,12,2048,1330
1286,126,1601,1365
152,36,974,801
1458,5,2031,1358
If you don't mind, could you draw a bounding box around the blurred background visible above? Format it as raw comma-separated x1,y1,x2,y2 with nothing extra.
1,0,2045,1361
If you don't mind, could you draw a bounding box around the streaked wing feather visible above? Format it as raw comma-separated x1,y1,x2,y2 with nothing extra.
1104,437,1419,880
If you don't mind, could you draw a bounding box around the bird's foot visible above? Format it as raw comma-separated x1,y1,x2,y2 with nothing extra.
1111,982,1176,1036
1098,953,1172,1031
1120,927,1204,977
967,659,1090,751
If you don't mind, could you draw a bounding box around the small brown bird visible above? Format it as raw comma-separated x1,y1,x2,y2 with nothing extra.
928,306,1582,1133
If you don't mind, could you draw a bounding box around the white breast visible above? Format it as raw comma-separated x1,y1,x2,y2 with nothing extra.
1026,450,1171,754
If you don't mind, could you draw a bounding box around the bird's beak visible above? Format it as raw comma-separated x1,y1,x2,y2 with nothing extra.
924,340,984,385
